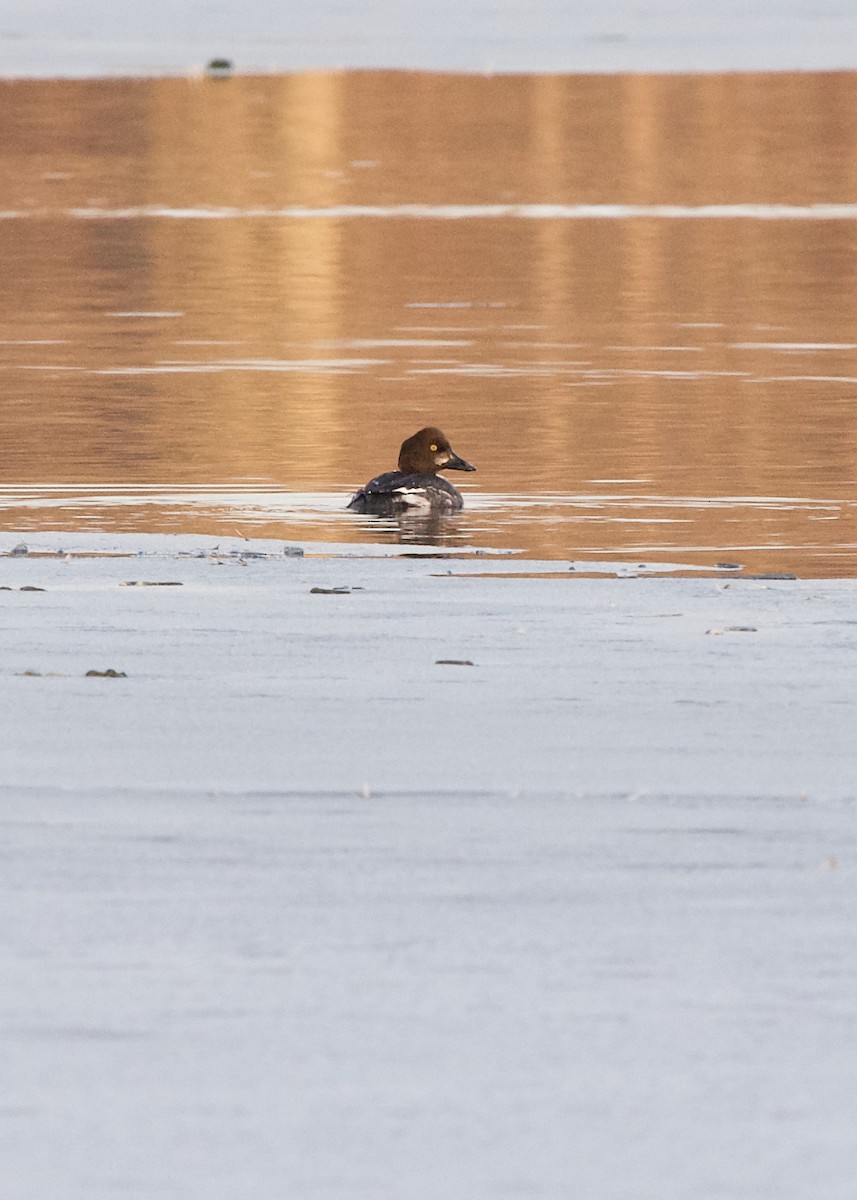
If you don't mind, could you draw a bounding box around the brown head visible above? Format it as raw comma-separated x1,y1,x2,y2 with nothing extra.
397,427,476,476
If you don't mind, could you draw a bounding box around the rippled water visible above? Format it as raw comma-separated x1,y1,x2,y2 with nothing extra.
3,72,857,573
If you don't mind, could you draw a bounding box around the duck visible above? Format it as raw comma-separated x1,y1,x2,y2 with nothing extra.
347,427,476,515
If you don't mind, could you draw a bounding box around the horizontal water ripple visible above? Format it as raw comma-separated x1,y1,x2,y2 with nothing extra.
0,487,848,515
7,204,857,222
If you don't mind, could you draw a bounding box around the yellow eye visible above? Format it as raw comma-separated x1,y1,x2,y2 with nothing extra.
430,443,438,452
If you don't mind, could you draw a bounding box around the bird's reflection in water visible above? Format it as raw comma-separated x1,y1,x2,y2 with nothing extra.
353,511,471,549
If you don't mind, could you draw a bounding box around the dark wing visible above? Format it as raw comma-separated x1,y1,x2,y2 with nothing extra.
347,471,402,513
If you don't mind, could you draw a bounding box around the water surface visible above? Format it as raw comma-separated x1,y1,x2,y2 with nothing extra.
3,72,857,574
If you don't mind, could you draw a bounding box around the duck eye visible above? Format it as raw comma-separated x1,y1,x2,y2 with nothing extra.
429,443,438,452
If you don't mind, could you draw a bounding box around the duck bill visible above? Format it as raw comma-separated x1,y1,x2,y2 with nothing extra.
445,449,476,472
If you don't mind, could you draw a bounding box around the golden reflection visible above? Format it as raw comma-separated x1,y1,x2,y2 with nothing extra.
2,71,857,572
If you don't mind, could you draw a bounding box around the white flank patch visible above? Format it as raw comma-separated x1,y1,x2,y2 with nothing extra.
394,488,433,510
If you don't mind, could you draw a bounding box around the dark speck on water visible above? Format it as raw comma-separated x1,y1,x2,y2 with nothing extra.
206,58,234,78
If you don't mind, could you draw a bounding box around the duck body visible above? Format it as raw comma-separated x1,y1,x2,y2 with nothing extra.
348,427,476,515
348,469,466,514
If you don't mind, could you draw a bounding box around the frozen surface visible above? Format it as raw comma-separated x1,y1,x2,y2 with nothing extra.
2,532,857,1198
1,0,857,76
1,531,855,798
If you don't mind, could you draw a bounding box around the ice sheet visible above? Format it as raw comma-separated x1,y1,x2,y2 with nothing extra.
1,0,857,76
2,532,857,1197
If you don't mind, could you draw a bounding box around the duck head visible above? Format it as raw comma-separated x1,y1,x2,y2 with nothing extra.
397,427,476,475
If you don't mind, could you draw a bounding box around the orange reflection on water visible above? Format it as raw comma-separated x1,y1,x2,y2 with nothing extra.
2,71,857,573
